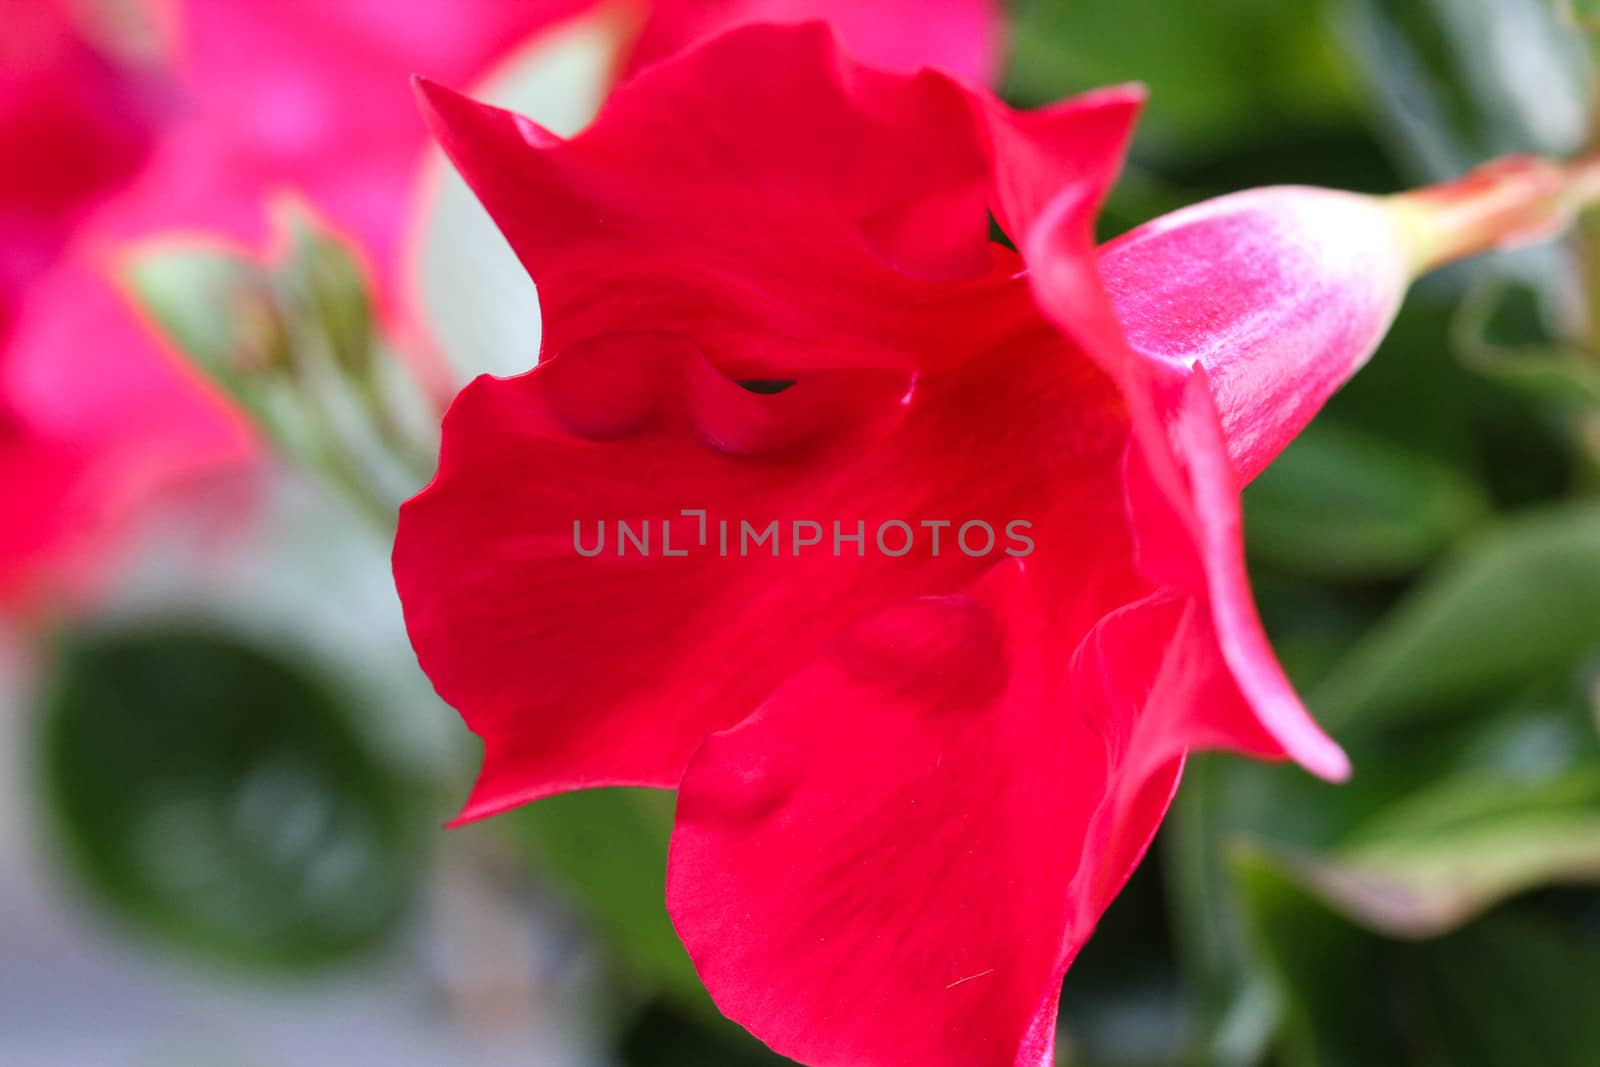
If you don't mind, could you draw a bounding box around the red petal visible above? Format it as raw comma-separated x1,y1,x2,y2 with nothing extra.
967,84,1145,248
666,563,1208,1067
413,23,1030,373
1142,371,1351,779
666,563,1112,1067
396,29,1362,1059
0,412,91,606
395,324,1131,821
398,25,1148,819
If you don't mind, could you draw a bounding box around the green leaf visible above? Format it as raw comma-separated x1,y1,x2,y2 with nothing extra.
1244,421,1488,579
1317,296,1555,484
1236,845,1600,1067
1562,0,1600,28
1006,0,1361,156
1166,688,1600,1057
1450,274,1600,478
501,789,713,1014
1262,769,1600,938
1233,845,1404,1067
1407,911,1600,1066
1312,504,1600,731
38,623,421,970
1453,276,1600,410
1343,0,1593,182
272,205,378,380
1162,753,1396,1063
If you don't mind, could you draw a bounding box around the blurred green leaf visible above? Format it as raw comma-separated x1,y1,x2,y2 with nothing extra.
1313,504,1600,731
1233,844,1404,1067
1237,845,1600,1067
272,207,378,380
1452,275,1600,476
1454,277,1600,408
1314,294,1574,509
1245,421,1489,579
1265,769,1600,938
1164,696,1600,1059
1406,910,1600,1066
1250,570,1388,693
502,789,712,1013
1007,0,1361,156
1560,0,1600,29
124,208,438,526
39,623,420,970
1163,753,1395,1064
1343,0,1593,182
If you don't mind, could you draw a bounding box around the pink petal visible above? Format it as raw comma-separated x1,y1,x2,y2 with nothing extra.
1099,187,1411,483
166,0,589,294
1021,187,1350,782
0,0,169,333
0,253,252,603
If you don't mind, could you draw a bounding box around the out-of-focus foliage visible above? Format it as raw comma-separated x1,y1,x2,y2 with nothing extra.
1244,421,1489,580
1344,0,1593,180
40,624,422,969
1237,855,1600,1066
503,790,700,1008
1314,505,1600,727
1007,0,1364,157
123,206,440,523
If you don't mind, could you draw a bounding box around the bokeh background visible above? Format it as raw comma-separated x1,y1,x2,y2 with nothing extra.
5,1,1600,1064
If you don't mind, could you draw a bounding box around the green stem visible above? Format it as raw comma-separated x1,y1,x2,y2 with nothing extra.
1388,153,1600,277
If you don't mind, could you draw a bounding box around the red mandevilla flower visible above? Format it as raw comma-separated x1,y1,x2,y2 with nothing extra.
393,23,1587,1067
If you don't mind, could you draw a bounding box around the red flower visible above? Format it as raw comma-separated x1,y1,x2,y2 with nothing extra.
383,23,1499,1066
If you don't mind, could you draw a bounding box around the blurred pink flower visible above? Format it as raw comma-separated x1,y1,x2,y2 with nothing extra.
0,0,171,335
0,0,1002,606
